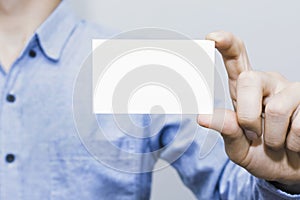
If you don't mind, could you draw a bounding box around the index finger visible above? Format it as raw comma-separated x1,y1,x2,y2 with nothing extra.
206,31,252,81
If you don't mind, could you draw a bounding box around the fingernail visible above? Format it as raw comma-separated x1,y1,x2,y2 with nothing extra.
207,32,222,40
244,130,258,140
197,115,211,127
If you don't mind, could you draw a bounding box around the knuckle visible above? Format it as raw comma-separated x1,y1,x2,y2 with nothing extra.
267,71,290,88
286,134,300,152
264,135,284,150
265,102,288,118
290,82,300,90
290,121,300,135
237,71,259,86
267,71,284,79
224,31,234,41
236,37,246,48
287,141,300,152
237,114,258,127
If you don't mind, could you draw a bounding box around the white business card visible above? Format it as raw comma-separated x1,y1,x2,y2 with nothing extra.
92,39,215,114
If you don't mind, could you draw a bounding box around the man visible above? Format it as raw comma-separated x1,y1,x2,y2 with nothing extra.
0,0,299,199
199,32,300,195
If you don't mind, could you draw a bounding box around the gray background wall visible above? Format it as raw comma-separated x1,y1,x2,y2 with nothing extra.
69,0,300,199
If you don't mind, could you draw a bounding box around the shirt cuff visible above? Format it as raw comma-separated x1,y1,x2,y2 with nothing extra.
256,178,300,200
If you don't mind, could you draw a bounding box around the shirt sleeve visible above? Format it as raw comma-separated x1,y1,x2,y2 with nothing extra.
154,114,300,200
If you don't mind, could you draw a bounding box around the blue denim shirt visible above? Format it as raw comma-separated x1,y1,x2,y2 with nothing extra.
0,1,299,199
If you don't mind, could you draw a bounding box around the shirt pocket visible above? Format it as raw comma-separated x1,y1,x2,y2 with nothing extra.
48,136,138,200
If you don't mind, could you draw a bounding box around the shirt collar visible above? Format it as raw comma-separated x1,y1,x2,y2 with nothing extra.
36,0,80,61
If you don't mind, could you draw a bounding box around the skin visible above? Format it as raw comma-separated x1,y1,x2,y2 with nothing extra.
1,0,298,195
198,31,300,194
0,0,60,72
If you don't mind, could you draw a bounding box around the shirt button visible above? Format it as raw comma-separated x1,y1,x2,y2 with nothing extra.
29,50,36,58
6,94,16,103
5,154,15,163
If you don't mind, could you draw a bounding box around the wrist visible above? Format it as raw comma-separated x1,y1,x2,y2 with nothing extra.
269,181,300,194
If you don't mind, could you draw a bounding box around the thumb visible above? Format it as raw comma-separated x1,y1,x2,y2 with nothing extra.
198,109,251,165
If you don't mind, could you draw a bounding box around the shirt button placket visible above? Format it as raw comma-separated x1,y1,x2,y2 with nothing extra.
0,48,37,200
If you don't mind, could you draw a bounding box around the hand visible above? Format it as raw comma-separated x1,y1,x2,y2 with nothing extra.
197,31,300,193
